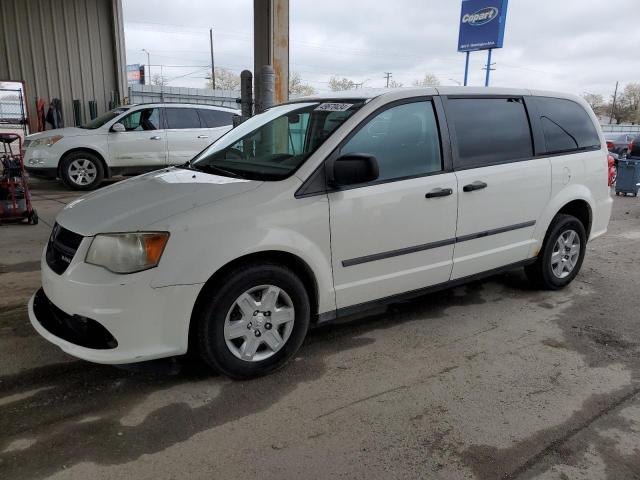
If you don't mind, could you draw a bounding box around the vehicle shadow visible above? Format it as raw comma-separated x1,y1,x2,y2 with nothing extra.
0,275,506,479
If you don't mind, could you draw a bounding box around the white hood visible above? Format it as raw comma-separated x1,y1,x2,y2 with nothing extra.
26,126,99,140
56,168,262,236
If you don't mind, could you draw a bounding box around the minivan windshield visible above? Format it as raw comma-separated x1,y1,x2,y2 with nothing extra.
80,107,129,129
190,100,365,180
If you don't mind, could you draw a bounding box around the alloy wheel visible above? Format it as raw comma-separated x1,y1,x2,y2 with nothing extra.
68,159,97,186
223,285,295,362
551,229,581,279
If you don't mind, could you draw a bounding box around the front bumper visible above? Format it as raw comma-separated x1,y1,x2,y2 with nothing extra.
29,244,203,364
24,147,60,177
25,166,58,179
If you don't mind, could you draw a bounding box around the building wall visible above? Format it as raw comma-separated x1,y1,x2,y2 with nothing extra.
0,0,127,131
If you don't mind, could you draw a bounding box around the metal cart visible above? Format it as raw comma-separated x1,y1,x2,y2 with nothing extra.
0,133,38,225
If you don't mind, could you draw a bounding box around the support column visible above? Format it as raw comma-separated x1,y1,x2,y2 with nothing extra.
253,0,289,111
111,0,127,104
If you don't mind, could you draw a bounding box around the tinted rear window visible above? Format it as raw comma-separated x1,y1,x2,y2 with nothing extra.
535,97,600,154
198,109,236,128
447,97,533,169
165,108,202,129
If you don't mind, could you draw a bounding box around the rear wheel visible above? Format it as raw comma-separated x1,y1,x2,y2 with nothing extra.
196,263,310,379
60,151,104,190
525,214,586,290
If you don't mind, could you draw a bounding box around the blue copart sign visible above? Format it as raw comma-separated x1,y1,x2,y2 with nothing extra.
457,0,509,52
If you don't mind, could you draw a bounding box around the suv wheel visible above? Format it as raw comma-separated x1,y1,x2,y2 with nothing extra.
60,152,104,190
196,263,310,379
525,214,587,290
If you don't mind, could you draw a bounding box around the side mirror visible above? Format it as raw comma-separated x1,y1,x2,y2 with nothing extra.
329,153,379,187
111,122,126,133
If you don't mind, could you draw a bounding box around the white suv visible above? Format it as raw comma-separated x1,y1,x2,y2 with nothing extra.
28,87,613,379
24,103,239,190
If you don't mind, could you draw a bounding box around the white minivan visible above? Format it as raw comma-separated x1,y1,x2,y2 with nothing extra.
29,87,613,378
24,103,240,190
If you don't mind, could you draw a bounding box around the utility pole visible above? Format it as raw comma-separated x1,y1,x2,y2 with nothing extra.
142,49,150,85
210,28,216,90
384,72,392,88
610,81,619,125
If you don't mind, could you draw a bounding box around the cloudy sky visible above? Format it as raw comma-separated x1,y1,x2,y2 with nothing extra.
123,0,637,98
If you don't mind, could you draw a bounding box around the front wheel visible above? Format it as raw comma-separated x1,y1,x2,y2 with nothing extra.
60,152,104,190
525,214,587,290
196,263,310,379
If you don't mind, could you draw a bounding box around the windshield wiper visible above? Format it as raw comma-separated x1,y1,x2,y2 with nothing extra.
193,163,246,179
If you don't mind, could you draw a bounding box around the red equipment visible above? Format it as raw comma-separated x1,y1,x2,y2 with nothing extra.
608,153,616,187
0,133,38,225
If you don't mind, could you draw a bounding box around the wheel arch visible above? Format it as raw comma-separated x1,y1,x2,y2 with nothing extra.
58,147,110,178
188,250,320,352
556,199,592,239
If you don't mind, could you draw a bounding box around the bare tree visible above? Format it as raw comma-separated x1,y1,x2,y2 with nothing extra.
328,76,356,91
583,93,605,116
151,74,167,87
206,68,241,91
617,83,640,124
413,73,441,87
289,72,317,96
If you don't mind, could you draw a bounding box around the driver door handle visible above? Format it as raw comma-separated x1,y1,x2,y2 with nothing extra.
149,135,162,140
463,181,488,192
425,187,453,199
197,135,209,139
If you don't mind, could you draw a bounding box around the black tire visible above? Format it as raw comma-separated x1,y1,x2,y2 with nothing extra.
60,151,104,191
196,263,310,379
525,214,587,290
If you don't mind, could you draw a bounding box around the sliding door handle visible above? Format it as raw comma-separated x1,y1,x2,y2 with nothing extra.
149,135,162,140
197,135,209,139
425,187,453,199
463,181,487,192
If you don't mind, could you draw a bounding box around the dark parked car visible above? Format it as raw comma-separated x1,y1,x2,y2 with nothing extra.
629,135,640,158
605,133,636,158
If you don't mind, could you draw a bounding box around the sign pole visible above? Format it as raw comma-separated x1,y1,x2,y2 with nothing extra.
484,48,492,87
464,51,470,86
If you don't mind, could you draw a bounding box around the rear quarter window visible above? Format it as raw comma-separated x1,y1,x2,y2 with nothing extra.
534,97,601,154
198,109,237,128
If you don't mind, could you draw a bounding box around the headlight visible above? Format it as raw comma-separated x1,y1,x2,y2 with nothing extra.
29,135,63,148
85,232,169,274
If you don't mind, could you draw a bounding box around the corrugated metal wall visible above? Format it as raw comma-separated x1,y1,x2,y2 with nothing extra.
0,0,127,131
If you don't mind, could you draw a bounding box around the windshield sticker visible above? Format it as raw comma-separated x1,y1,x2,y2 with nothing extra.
314,103,354,112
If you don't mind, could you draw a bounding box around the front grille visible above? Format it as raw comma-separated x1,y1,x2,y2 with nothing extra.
33,288,118,350
46,223,84,274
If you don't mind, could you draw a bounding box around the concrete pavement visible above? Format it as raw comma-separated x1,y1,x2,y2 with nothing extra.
1,179,639,480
